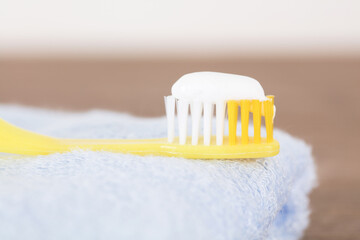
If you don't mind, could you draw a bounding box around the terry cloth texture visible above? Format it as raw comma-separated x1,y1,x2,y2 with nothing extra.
0,105,316,240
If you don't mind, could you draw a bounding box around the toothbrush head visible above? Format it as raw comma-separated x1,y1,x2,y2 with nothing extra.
164,72,278,156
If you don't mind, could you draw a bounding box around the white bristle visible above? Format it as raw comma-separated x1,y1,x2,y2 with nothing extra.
203,102,213,146
190,101,202,145
164,96,175,143
216,101,226,145
177,99,189,145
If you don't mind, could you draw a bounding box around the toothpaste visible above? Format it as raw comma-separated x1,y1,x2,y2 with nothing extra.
172,71,267,102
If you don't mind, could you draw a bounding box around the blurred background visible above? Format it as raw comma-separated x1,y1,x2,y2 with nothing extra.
0,0,359,239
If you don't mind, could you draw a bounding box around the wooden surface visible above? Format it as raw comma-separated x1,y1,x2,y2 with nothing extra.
0,57,359,239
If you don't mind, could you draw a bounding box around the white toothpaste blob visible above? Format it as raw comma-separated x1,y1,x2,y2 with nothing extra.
172,72,267,102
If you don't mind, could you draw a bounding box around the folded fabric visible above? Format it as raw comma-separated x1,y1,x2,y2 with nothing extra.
0,105,316,240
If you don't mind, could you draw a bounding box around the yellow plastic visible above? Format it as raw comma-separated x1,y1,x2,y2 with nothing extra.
228,100,238,145
264,95,275,143
240,100,250,144
0,96,279,159
252,100,262,144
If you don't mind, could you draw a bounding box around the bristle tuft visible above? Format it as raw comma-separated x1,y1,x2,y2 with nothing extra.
203,102,213,146
216,101,226,145
177,99,189,145
190,101,202,145
228,101,238,145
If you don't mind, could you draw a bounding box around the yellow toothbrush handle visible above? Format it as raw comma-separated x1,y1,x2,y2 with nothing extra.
0,118,165,156
0,118,279,159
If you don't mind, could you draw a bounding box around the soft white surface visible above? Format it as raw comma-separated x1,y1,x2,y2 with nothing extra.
0,105,316,240
0,0,359,56
172,72,266,102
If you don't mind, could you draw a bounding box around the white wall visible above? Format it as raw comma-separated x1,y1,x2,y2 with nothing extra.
0,0,359,57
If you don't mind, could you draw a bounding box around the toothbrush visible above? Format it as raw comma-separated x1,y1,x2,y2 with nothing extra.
0,72,279,159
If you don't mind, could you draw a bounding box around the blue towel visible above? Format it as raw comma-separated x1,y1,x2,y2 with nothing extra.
0,105,316,240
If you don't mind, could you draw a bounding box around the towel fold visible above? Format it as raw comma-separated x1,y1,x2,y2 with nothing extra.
0,105,316,240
